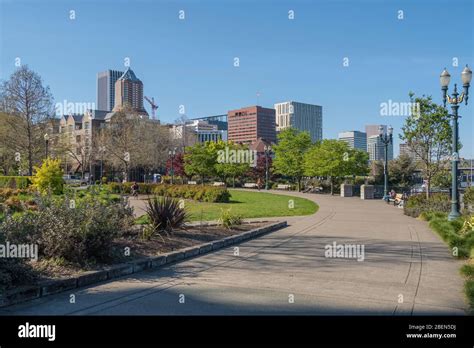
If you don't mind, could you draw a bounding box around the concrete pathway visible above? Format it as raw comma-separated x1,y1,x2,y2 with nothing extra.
0,191,467,315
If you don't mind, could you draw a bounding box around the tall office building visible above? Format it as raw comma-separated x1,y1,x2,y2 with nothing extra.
367,135,393,161
112,68,147,115
97,70,124,111
228,106,276,144
275,101,323,142
338,131,367,151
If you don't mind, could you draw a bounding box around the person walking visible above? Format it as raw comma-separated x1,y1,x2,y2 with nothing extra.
131,182,139,199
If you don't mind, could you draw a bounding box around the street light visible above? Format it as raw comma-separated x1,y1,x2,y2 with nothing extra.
379,125,393,202
168,148,176,185
440,65,472,221
44,133,49,158
264,145,272,190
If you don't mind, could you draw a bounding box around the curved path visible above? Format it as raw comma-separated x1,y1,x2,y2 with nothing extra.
0,191,467,315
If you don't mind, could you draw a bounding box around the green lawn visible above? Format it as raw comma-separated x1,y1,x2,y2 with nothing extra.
137,190,318,223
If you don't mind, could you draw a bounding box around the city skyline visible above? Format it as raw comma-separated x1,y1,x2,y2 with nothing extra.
1,0,472,157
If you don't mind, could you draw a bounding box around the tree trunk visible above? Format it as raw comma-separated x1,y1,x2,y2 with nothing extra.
426,177,431,199
330,180,334,195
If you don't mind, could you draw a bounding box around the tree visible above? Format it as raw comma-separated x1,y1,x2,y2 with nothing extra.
184,142,216,184
165,152,185,177
400,93,452,198
388,154,417,188
210,140,250,187
100,107,171,181
0,112,19,175
248,153,273,182
304,139,368,195
272,128,312,191
0,65,54,175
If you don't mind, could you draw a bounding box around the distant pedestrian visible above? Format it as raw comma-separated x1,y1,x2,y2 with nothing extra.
257,178,262,191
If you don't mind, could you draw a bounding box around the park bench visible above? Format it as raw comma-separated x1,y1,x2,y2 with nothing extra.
389,193,404,206
243,183,258,189
187,181,197,185
276,184,291,190
213,181,225,187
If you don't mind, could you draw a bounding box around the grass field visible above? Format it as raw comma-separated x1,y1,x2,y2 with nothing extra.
136,189,318,223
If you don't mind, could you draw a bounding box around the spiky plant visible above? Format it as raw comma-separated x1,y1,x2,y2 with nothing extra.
145,196,189,234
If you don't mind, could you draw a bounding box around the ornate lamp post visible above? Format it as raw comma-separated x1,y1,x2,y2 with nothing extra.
379,125,393,202
44,133,49,158
264,145,272,190
440,65,472,221
168,148,176,185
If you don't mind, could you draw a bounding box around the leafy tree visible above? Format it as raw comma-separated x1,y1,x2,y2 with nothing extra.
184,142,216,184
431,164,451,188
31,158,64,194
304,139,368,195
0,66,54,175
400,93,452,198
210,140,250,187
272,128,312,191
388,154,418,188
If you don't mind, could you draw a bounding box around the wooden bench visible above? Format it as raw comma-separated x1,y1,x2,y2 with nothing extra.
187,181,197,185
213,181,225,187
276,184,291,190
243,183,258,189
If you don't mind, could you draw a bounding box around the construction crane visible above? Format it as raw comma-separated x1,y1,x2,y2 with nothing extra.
144,96,158,120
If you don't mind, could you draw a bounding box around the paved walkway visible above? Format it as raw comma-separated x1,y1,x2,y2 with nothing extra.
0,191,467,315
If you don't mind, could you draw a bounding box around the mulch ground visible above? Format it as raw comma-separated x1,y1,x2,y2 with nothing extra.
31,222,267,280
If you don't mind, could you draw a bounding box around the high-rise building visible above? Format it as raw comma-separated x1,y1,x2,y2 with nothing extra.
112,68,148,116
338,131,367,151
367,135,393,161
228,106,276,144
97,70,124,112
274,101,322,142
399,143,421,161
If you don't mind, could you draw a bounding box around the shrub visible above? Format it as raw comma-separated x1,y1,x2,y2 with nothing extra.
0,195,134,265
427,215,473,258
105,183,231,203
404,193,451,218
218,208,242,229
0,214,38,290
145,196,189,233
464,187,474,209
0,176,32,189
31,158,64,195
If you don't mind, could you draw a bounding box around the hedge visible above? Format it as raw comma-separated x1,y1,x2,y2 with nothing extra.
404,193,451,218
106,183,231,203
0,176,32,189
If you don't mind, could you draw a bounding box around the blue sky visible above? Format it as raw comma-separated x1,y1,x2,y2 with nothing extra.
1,0,473,157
